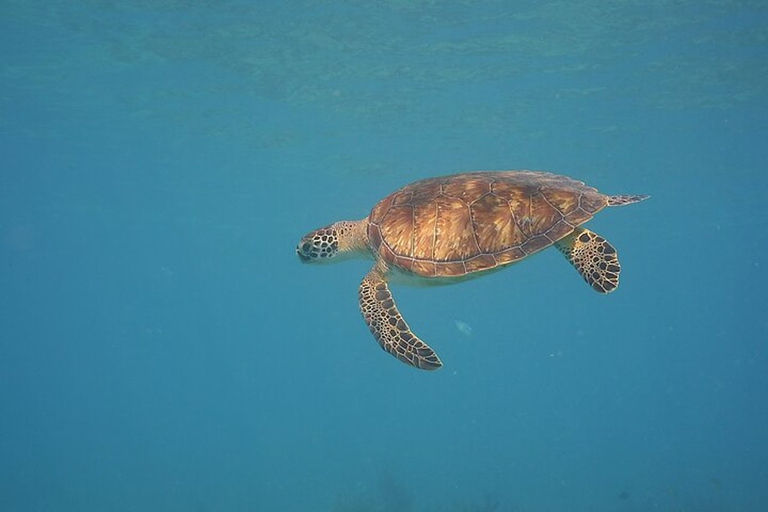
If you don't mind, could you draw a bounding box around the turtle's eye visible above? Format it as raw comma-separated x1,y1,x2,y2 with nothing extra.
297,240,317,262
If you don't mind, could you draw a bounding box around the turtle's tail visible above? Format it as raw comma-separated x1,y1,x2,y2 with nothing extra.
607,194,650,207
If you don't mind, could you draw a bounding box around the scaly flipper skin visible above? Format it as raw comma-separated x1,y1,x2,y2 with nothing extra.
359,262,443,370
555,227,621,293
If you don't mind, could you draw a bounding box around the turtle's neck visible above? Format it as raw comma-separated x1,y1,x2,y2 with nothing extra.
335,218,371,256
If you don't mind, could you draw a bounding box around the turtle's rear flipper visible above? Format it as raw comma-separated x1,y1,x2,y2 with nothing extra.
555,228,620,293
359,263,442,370
608,194,650,206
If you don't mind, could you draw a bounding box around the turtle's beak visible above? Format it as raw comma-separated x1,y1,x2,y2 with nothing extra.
297,248,310,263
296,240,313,263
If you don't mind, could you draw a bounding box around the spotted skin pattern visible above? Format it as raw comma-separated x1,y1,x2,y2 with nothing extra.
297,228,338,260
555,227,621,293
359,262,442,370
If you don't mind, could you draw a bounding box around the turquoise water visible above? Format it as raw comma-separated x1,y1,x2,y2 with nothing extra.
2,1,767,511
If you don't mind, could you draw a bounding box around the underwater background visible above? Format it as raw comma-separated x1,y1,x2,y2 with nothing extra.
2,1,767,511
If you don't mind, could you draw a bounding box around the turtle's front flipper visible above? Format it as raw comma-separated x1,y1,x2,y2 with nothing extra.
359,263,442,370
555,227,621,293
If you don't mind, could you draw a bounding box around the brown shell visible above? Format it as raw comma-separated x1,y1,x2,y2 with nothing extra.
367,171,610,278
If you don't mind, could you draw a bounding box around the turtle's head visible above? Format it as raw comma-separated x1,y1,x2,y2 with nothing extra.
297,220,368,264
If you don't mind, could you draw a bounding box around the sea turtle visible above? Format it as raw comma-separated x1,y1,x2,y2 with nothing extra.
297,170,648,370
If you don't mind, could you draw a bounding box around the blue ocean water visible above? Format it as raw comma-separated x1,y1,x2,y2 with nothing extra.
2,1,767,511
